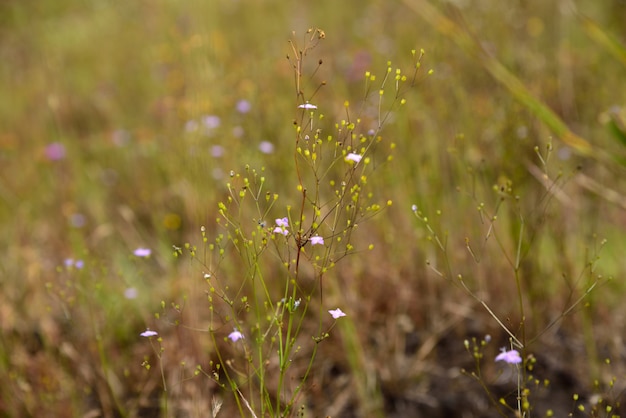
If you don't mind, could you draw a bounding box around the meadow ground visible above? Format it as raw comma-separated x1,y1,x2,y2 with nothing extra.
2,1,626,417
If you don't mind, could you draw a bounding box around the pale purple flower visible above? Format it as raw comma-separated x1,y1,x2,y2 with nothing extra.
345,153,362,164
210,145,224,158
69,213,86,228
298,103,317,110
259,141,275,154
328,308,346,319
124,287,138,299
495,348,522,364
202,115,221,130
236,99,251,114
228,329,244,342
134,248,151,257
310,235,324,245
45,142,66,161
140,329,158,337
273,226,289,236
64,258,84,269
273,217,289,236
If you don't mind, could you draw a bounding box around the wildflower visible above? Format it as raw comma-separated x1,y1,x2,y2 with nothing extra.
298,102,317,109
134,248,151,257
495,348,522,364
69,213,86,228
210,145,224,158
328,308,346,319
236,99,251,114
310,235,324,245
45,142,66,161
124,287,138,299
259,141,275,154
411,204,418,212
202,115,221,130
345,153,362,164
273,226,289,236
228,329,244,342
64,258,84,269
273,217,289,236
140,329,158,337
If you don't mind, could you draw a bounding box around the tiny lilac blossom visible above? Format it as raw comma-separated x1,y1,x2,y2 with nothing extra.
329,308,346,319
259,141,275,154
310,235,324,245
134,248,151,257
228,329,244,342
70,213,86,228
45,142,66,161
273,226,289,236
210,145,224,158
140,329,158,337
202,115,221,130
236,99,251,114
495,348,522,364
345,153,362,164
275,217,289,227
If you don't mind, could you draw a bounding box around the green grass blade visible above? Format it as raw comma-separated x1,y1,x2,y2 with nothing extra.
400,0,592,155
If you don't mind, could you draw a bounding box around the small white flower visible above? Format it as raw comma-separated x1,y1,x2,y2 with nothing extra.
298,103,317,110
345,153,362,164
140,329,158,337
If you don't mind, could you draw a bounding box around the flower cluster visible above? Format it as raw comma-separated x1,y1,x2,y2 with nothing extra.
273,217,289,236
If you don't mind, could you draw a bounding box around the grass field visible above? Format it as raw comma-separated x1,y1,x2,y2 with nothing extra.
2,1,626,417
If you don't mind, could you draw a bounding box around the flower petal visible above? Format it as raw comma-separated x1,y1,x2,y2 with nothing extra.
310,235,324,245
140,329,158,337
495,349,522,364
345,153,362,163
228,329,244,342
328,308,346,319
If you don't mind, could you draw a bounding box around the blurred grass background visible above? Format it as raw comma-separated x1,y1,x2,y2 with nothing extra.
1,0,626,416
